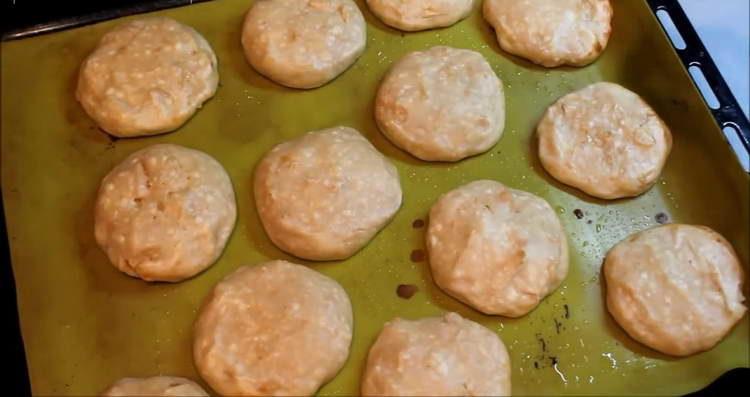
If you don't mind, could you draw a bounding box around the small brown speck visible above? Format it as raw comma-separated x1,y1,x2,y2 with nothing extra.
537,334,547,352
655,212,669,224
412,219,425,229
396,284,418,299
587,220,592,224
410,249,425,262
573,209,584,219
564,304,570,319
534,361,539,369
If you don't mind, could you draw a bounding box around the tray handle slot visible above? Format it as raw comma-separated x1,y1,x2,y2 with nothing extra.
648,0,750,171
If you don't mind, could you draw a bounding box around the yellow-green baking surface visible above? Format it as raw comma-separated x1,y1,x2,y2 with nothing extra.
2,0,748,395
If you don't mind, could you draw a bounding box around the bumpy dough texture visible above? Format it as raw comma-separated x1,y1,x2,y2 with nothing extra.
375,46,505,162
95,144,236,282
427,180,568,317
242,0,366,88
537,82,672,199
483,0,612,67
193,260,353,396
255,126,402,260
361,312,511,396
101,376,208,396
366,0,474,31
76,17,218,137
604,224,747,356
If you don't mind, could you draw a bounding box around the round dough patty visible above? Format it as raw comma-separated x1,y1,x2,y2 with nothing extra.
101,376,207,396
193,260,353,396
427,180,568,317
483,0,612,67
95,144,236,282
241,0,366,88
375,46,505,162
361,312,511,396
254,126,402,260
366,0,474,31
77,17,218,137
537,82,672,199
604,224,747,356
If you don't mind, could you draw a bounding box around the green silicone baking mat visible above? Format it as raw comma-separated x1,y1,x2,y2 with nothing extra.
2,0,748,395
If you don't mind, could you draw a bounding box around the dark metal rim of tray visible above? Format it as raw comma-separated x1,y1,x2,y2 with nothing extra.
1,1,748,396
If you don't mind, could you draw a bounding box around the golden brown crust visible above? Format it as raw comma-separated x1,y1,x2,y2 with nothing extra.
77,17,218,137
427,180,568,317
537,82,672,199
254,127,402,260
483,0,612,67
604,224,747,356
193,261,353,396
241,0,366,88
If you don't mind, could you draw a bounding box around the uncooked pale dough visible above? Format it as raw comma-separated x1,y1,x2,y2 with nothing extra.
537,82,672,199
361,312,511,396
193,260,353,396
483,0,612,67
95,144,236,282
604,224,747,356
427,180,568,317
101,376,208,396
254,126,402,260
77,17,218,137
375,46,505,161
366,0,474,31
241,0,366,88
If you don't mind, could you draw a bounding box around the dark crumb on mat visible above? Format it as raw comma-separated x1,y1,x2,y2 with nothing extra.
536,333,547,352
410,249,426,262
396,284,418,299
412,219,425,229
564,304,570,319
655,212,669,224
573,209,584,219
587,219,592,224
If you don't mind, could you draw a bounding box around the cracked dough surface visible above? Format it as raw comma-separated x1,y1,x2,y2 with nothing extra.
361,312,511,396
604,224,747,356
483,0,612,67
366,0,474,31
94,144,236,282
375,46,505,162
427,180,568,317
76,17,218,137
193,260,353,396
241,0,366,88
254,126,402,260
101,376,207,396
537,82,672,199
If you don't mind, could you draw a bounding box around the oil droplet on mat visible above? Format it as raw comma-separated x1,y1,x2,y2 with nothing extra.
552,358,568,384
602,352,618,369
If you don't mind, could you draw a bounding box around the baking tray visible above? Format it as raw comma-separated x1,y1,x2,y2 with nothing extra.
2,0,749,395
